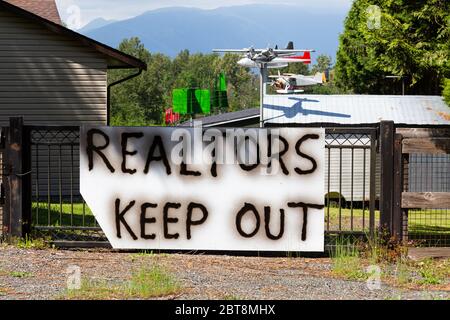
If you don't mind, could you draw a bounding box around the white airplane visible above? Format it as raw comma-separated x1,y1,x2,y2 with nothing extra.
213,42,313,69
269,72,326,94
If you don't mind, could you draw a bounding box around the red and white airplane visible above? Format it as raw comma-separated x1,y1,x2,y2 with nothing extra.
270,72,326,94
213,42,313,69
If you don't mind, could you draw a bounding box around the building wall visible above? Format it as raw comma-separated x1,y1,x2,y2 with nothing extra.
0,8,108,126
0,8,109,236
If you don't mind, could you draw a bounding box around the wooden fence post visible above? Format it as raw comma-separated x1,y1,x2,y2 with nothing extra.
1,128,7,236
392,133,403,241
4,117,32,238
379,121,395,237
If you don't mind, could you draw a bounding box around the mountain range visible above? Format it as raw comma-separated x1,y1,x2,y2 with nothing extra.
79,17,116,33
80,5,347,61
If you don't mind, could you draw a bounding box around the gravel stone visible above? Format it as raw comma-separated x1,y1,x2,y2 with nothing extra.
0,246,447,300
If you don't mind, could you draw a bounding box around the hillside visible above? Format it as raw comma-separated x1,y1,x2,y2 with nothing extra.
78,17,116,33
82,4,346,60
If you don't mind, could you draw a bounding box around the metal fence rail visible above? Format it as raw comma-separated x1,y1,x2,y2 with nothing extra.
27,126,380,245
29,126,106,242
324,128,379,244
2,119,447,249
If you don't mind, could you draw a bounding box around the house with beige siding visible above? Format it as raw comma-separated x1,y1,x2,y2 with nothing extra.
0,0,146,126
0,0,146,235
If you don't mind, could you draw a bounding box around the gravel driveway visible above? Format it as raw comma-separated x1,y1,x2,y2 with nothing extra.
0,245,448,300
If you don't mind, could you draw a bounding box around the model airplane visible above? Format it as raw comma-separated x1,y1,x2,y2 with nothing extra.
213,42,314,69
269,72,326,94
212,42,316,127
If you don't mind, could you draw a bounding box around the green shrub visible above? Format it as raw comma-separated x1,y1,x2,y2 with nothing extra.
331,237,367,280
443,79,450,106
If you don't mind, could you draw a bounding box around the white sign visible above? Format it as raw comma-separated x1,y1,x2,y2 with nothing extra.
80,126,325,251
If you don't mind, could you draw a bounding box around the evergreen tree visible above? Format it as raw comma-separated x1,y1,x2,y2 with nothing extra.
109,38,260,125
335,0,450,96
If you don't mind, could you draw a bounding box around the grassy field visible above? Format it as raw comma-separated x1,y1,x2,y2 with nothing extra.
31,203,449,239
32,202,96,227
326,207,380,232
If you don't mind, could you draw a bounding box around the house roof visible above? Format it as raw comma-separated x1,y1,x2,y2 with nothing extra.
185,95,450,127
0,0,147,70
5,0,62,24
263,95,450,126
180,108,260,127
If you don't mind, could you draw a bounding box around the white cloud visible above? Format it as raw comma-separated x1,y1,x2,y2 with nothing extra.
56,0,352,29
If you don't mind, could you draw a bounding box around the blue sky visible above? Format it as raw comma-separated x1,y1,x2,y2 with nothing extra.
56,0,353,29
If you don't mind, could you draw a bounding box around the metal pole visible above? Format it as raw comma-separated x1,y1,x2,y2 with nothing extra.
259,64,267,128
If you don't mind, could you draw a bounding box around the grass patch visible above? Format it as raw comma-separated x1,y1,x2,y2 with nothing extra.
1,268,33,279
14,235,49,250
9,271,33,278
326,207,379,233
327,207,449,236
129,251,170,262
395,262,413,285
130,250,156,261
416,259,449,285
65,279,122,300
391,258,450,286
330,231,449,289
331,237,367,280
126,266,181,298
65,266,181,300
32,202,96,227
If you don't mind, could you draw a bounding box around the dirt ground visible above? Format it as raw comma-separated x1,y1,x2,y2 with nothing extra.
0,245,448,300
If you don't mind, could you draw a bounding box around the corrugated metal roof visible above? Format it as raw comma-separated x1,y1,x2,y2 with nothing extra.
263,95,450,125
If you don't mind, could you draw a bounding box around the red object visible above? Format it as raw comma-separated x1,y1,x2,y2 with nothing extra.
165,108,180,125
287,51,312,64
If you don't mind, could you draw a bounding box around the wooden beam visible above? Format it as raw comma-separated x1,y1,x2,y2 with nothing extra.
402,138,450,154
6,117,24,237
402,192,450,209
4,117,32,238
397,128,450,139
392,134,403,240
380,121,394,234
408,247,450,261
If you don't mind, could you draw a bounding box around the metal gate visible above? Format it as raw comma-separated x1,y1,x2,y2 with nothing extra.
26,125,380,246
324,127,379,244
0,118,381,246
29,126,106,244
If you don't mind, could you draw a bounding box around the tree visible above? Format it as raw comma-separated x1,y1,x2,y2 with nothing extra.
311,55,333,74
335,0,450,95
282,61,310,75
109,37,155,126
109,37,260,125
214,53,258,111
444,79,450,106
